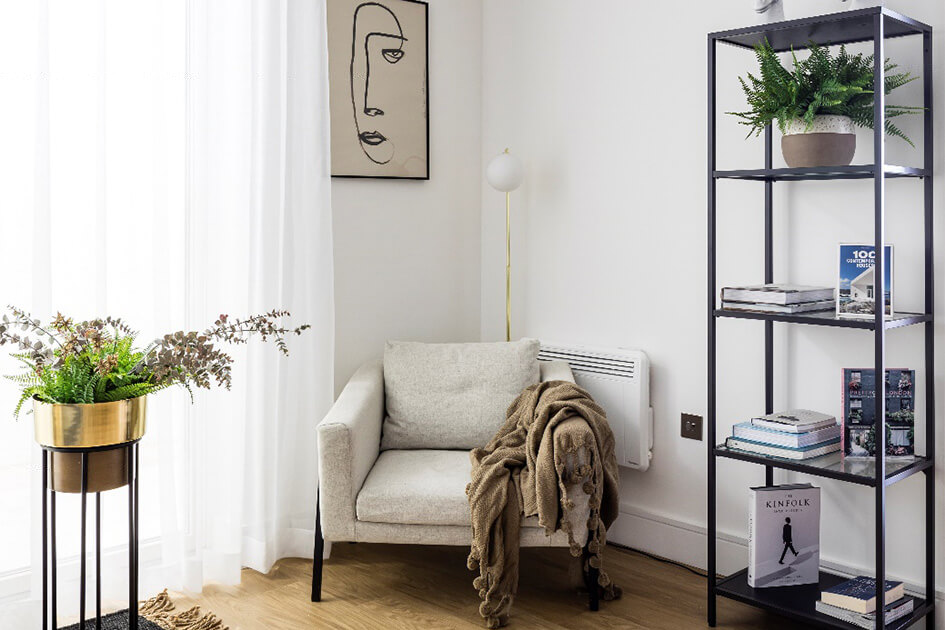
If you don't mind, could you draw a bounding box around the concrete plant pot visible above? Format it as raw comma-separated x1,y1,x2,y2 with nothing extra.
781,115,856,168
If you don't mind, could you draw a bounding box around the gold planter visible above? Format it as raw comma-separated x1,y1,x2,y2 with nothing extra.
33,396,147,493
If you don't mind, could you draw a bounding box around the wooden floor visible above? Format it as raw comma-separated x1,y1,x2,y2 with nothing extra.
168,543,802,630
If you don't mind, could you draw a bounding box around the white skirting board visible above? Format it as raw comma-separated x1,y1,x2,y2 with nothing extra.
607,502,944,627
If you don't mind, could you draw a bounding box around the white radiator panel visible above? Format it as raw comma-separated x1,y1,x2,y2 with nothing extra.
539,343,653,471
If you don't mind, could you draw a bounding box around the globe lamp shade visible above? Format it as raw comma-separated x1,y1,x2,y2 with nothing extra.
486,151,524,192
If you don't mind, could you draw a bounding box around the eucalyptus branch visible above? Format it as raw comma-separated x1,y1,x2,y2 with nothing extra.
1,306,310,417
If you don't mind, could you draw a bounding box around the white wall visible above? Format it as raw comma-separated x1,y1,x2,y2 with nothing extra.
333,0,483,392
481,0,945,606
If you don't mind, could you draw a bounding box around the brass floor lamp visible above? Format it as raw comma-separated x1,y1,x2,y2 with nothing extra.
486,149,525,341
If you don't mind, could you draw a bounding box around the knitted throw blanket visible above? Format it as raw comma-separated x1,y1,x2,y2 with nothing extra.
466,380,621,628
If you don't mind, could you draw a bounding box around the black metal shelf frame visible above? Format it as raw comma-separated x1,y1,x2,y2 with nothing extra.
707,7,934,630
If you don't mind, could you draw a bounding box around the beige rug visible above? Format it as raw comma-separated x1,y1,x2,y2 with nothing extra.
139,589,229,630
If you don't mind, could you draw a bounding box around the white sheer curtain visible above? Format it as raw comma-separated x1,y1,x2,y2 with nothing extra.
0,0,333,623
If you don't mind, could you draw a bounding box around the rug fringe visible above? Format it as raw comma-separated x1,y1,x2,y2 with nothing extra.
139,589,228,630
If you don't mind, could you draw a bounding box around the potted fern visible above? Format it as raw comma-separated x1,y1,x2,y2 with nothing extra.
2,307,308,491
731,41,920,168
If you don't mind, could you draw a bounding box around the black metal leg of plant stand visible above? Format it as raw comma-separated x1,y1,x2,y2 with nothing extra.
96,492,102,630
128,444,138,630
80,452,88,628
51,480,57,627
42,450,48,630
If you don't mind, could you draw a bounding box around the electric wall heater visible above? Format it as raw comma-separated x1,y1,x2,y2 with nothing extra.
539,343,653,471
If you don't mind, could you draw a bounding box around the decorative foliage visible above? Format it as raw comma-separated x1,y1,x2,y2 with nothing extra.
729,40,921,145
1,307,310,417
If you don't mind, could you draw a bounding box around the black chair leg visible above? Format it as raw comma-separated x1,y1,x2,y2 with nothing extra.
587,564,600,611
311,485,324,603
584,534,599,612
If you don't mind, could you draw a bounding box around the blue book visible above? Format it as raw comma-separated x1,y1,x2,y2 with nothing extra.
733,422,841,448
725,436,841,460
821,576,905,614
837,244,893,319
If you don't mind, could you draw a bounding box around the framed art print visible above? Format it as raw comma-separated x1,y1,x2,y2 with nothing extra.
327,0,429,179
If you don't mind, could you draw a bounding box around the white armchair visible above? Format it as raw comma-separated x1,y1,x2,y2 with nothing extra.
311,342,597,609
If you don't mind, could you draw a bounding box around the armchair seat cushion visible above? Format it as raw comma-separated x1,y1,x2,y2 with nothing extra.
357,450,472,526
356,449,591,542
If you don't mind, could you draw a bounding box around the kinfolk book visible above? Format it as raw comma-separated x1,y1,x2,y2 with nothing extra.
748,484,820,588
842,368,915,460
837,244,893,318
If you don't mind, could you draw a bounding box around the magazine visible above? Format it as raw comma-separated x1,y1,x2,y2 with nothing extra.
748,484,820,588
837,244,893,318
841,368,915,460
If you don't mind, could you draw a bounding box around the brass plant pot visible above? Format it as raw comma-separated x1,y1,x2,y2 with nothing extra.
33,396,147,493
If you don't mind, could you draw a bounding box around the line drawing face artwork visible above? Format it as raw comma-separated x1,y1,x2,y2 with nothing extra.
350,2,406,165
328,0,428,179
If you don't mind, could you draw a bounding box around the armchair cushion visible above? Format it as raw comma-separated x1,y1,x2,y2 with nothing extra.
357,450,471,526
355,448,589,546
380,339,540,450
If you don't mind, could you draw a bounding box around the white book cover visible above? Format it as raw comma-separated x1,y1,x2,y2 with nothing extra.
751,409,836,433
748,484,820,588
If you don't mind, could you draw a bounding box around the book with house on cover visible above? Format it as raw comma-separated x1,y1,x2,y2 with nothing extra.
721,299,835,314
748,484,820,588
721,284,835,305
751,409,837,434
733,422,841,448
815,597,914,629
842,368,915,460
837,244,894,318
726,437,840,460
821,576,905,614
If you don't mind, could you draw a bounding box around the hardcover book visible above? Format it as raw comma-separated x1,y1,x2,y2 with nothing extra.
721,299,835,314
842,368,915,460
721,284,835,305
751,409,837,434
837,244,893,318
815,597,913,629
821,576,905,614
748,484,820,588
726,437,840,460
733,422,841,449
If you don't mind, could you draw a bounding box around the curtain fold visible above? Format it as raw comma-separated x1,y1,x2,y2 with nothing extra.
0,0,333,622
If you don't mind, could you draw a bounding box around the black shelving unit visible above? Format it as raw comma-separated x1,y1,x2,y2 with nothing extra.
707,7,934,630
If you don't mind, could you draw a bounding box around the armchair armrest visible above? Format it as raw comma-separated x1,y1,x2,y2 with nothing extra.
540,359,575,383
317,359,384,541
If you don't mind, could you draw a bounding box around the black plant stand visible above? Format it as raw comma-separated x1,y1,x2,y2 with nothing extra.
41,442,140,630
707,7,934,629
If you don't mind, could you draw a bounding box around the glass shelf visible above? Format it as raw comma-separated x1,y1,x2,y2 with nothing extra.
717,569,932,630
714,165,928,182
715,308,932,330
715,445,932,487
709,7,930,52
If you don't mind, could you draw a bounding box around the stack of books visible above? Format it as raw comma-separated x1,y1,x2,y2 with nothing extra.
816,576,914,628
725,410,841,460
721,284,835,314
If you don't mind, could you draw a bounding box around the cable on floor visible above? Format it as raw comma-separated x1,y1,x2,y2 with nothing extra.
606,541,709,579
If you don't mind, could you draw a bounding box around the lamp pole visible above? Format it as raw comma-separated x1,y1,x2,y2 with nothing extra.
506,190,511,342
486,148,524,342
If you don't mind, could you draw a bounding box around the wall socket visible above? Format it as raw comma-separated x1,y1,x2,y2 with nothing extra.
681,413,703,441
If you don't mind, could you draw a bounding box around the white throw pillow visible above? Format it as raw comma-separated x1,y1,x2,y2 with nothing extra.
381,339,540,450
